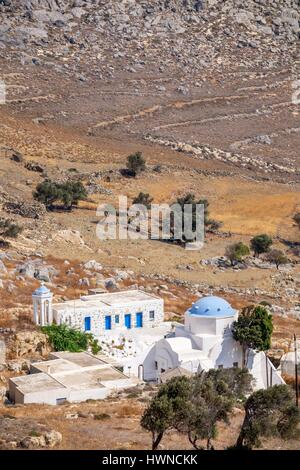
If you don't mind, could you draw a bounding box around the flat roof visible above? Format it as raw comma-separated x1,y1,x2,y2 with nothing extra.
53,289,161,310
56,367,124,390
50,352,107,367
32,358,80,374
10,352,130,395
10,373,66,393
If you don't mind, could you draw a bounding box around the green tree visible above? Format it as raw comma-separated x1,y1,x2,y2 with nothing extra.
141,376,191,450
61,181,87,210
170,193,209,243
141,395,173,450
132,192,153,209
266,249,288,270
34,180,87,210
236,385,300,449
232,305,273,367
176,193,209,226
126,151,146,176
250,234,273,257
225,242,250,266
33,180,62,208
183,369,252,450
141,370,252,450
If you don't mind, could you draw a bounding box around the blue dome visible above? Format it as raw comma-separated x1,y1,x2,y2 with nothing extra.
33,284,50,296
188,296,235,318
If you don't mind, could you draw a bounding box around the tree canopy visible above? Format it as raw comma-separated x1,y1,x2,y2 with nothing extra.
141,369,252,450
236,384,300,449
266,249,288,270
250,234,273,257
33,180,87,210
232,305,273,366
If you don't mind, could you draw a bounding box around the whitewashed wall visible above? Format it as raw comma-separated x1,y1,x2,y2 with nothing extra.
53,298,164,336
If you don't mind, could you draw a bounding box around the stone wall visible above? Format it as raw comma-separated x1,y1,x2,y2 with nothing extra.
0,339,6,366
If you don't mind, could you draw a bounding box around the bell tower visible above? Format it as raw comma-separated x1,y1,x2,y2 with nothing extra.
32,282,53,326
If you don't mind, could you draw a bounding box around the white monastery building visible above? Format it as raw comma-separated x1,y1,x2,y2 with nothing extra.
32,284,164,334
16,284,284,405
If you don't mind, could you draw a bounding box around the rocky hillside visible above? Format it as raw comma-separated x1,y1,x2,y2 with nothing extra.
1,1,299,48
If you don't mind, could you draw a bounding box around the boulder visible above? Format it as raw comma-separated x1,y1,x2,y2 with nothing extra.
44,430,62,448
9,331,50,358
83,260,103,271
20,435,46,449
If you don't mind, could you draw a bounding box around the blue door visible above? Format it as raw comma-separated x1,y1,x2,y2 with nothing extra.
136,312,143,328
105,315,112,330
125,314,131,329
84,317,91,331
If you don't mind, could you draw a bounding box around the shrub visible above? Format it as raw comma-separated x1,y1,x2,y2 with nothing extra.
0,219,23,239
94,413,111,421
126,152,146,176
41,324,101,353
132,192,153,209
225,242,250,266
0,239,10,248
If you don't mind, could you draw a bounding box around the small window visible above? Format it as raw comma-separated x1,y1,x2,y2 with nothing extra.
218,364,224,370
154,361,158,370
149,310,155,321
233,362,238,368
115,315,120,324
56,398,67,405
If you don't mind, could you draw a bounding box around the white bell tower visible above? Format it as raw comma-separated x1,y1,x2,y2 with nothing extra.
32,282,53,326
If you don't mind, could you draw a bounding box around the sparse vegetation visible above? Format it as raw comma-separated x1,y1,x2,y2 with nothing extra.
250,234,273,257
225,242,250,266
126,151,146,177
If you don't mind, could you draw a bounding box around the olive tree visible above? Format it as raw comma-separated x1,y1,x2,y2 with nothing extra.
250,234,273,257
236,384,300,449
266,249,288,270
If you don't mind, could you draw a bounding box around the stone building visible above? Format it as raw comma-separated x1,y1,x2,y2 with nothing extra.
32,285,164,336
